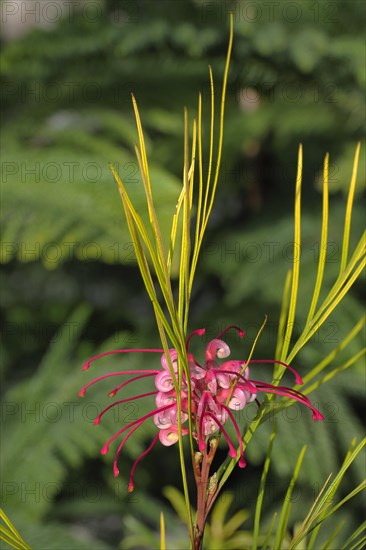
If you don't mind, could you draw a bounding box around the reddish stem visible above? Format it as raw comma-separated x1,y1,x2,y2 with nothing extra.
194,440,218,550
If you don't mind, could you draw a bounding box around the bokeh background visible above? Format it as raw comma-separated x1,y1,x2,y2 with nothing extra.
1,0,365,548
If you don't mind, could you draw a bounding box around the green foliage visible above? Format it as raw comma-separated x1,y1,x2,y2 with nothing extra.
214,144,364,499
1,110,181,268
118,437,365,549
288,438,366,549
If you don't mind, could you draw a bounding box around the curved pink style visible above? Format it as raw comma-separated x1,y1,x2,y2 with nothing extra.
79,325,324,490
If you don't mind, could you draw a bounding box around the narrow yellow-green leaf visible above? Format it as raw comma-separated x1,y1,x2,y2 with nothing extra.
228,316,267,405
261,512,277,550
0,511,22,541
290,473,332,550
111,164,181,338
115,175,181,352
189,16,233,293
0,532,25,550
160,512,166,550
173,113,196,541
201,66,215,229
252,423,277,550
319,480,365,524
203,17,233,227
221,509,249,540
0,509,31,550
274,445,307,549
300,316,365,386
163,486,192,524
350,535,366,550
292,438,365,548
322,521,346,550
302,257,365,346
0,527,26,550
194,92,204,254
131,94,152,193
246,316,268,369
281,144,303,363
168,186,185,273
168,145,195,276
339,142,361,275
311,230,365,326
306,153,329,324
188,120,197,211
287,246,365,364
341,521,366,550
275,269,292,360
134,145,171,287
178,108,190,327
302,348,365,395
211,492,233,531
111,163,165,274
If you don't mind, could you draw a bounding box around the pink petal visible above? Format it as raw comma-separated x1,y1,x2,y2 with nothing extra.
205,339,231,361
206,370,217,394
155,371,175,392
155,390,176,407
160,349,178,371
159,426,188,446
228,388,250,410
215,371,231,389
154,408,173,429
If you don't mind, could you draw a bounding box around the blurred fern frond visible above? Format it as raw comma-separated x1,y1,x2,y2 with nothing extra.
1,117,182,269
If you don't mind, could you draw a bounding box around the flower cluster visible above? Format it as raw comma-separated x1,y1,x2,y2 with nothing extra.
79,326,324,491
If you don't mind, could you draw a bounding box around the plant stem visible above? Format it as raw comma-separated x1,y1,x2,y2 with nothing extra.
194,440,218,549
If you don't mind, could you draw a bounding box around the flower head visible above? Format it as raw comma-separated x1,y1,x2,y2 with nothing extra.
79,325,324,490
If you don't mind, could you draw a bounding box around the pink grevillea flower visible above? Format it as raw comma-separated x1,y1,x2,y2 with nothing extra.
79,326,324,491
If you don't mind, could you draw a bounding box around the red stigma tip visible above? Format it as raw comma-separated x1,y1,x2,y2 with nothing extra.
238,458,246,468
78,389,86,398
128,483,135,493
93,417,101,426
113,465,119,477
296,375,303,385
229,449,237,458
82,362,90,371
239,330,245,338
198,329,206,336
313,411,325,421
101,445,109,455
108,391,117,397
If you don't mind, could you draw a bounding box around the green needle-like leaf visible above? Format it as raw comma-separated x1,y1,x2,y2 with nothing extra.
160,512,166,550
341,521,366,550
339,142,361,275
274,445,307,549
0,509,31,550
280,145,303,363
306,153,329,324
252,423,277,550
275,269,292,360
289,438,365,549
